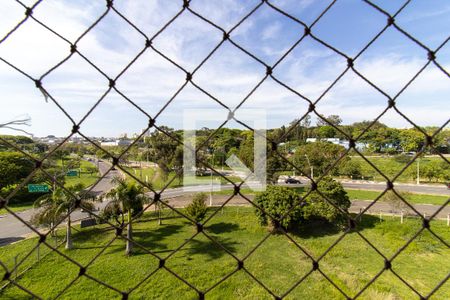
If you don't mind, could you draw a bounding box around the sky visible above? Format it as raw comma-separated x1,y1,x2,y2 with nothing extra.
0,0,449,137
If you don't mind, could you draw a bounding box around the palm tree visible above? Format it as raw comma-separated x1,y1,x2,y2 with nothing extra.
104,177,148,255
31,183,98,250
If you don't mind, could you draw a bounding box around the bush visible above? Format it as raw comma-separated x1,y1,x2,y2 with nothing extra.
254,179,351,232
0,184,42,205
0,152,35,188
186,192,208,223
303,177,350,227
254,185,303,231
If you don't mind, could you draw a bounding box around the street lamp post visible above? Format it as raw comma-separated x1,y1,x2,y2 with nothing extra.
304,154,313,180
293,155,296,177
416,158,420,185
210,154,214,207
210,171,213,207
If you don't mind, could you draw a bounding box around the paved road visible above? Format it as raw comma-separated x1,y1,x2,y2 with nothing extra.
1,174,448,246
0,160,117,245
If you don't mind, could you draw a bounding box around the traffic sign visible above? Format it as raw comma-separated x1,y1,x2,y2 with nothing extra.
66,170,78,177
28,184,49,193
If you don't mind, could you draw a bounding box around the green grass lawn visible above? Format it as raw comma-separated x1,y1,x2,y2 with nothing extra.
346,189,449,206
0,201,34,215
124,166,181,190
124,166,243,190
1,207,448,299
351,156,446,184
56,159,99,188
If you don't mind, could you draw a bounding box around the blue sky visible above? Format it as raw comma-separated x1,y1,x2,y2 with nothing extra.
0,0,449,137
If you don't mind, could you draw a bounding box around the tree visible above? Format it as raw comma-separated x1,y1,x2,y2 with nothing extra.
148,127,179,181
237,130,286,184
292,142,347,177
254,185,303,232
287,116,311,141
212,128,241,160
399,129,424,153
104,177,148,255
31,183,98,250
317,125,336,138
186,193,208,223
338,159,362,179
95,149,109,159
317,115,342,127
238,131,254,169
421,161,442,182
303,177,350,226
66,157,81,170
0,152,35,188
85,165,98,176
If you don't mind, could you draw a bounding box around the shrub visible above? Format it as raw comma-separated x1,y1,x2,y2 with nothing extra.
254,185,303,231
186,192,208,223
1,184,42,205
303,177,350,227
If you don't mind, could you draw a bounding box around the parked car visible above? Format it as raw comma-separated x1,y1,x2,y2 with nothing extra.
446,182,450,189
285,177,301,184
404,151,416,156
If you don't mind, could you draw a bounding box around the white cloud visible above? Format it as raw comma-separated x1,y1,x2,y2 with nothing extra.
261,22,282,40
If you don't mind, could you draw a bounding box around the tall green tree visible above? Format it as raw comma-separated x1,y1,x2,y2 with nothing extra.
0,152,34,188
316,114,342,127
399,129,424,152
104,177,148,255
292,142,347,177
31,183,98,250
148,127,179,181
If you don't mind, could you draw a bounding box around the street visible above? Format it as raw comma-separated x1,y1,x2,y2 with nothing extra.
0,160,117,246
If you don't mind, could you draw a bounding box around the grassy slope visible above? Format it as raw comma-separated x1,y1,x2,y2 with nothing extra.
346,189,449,206
351,156,445,183
60,160,99,188
1,207,449,299
124,166,243,190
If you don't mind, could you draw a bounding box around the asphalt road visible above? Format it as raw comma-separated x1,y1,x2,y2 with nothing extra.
1,171,448,246
0,160,117,245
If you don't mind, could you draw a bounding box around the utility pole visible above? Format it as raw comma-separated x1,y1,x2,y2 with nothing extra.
210,171,213,207
210,154,214,207
416,158,420,185
304,154,313,179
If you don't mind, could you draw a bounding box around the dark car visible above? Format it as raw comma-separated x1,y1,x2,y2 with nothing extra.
285,177,301,184
447,182,450,189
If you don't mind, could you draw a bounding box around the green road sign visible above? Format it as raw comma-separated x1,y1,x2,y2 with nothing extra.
66,170,78,177
28,184,49,193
